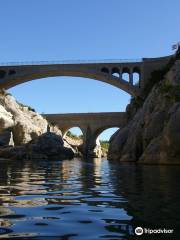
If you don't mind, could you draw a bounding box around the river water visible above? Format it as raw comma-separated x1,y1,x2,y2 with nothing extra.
0,158,179,239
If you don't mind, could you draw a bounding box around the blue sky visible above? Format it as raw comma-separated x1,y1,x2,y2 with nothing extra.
0,0,180,139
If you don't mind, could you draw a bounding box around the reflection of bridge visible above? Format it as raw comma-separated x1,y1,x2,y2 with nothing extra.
44,112,127,157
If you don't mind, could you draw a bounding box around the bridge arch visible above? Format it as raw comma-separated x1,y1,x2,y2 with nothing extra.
5,72,137,97
62,127,84,152
63,126,84,139
87,126,120,157
57,125,85,139
92,126,120,144
0,64,140,96
44,112,126,158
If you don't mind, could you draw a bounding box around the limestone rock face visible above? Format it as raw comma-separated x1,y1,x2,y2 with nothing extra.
108,60,180,164
0,105,14,131
0,92,75,160
0,93,48,145
63,135,83,157
93,138,102,158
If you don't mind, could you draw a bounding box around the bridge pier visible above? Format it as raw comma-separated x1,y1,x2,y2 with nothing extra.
82,126,102,158
59,125,101,158
129,70,133,85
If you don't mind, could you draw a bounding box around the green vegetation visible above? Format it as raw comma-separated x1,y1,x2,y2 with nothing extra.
0,90,12,97
16,101,36,112
160,83,180,102
100,140,109,150
66,131,109,151
100,140,110,156
0,90,36,112
142,47,180,99
66,131,82,140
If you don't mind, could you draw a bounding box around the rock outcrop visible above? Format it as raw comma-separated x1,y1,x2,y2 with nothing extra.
0,92,75,160
108,59,180,164
63,135,83,157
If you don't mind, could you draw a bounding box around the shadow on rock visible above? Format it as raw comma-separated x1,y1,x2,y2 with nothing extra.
0,132,75,160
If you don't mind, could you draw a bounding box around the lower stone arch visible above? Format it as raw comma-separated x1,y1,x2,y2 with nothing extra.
62,126,85,155
88,126,120,158
62,126,84,139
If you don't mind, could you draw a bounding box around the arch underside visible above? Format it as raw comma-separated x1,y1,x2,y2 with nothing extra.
90,125,120,147
61,125,86,137
61,124,121,136
1,70,139,96
93,125,120,138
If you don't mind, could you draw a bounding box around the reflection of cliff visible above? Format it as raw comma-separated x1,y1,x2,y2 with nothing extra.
0,160,48,207
108,163,180,230
0,159,84,208
2,158,180,227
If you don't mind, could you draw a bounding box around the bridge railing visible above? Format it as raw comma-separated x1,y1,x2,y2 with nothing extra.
0,58,142,66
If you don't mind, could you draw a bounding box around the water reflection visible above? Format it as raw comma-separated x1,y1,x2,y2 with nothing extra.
0,158,179,239
108,163,180,238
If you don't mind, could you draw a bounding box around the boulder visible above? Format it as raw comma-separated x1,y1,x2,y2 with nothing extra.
31,132,74,160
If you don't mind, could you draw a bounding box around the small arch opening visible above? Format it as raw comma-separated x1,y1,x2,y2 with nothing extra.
133,67,140,86
101,67,109,74
9,70,16,76
122,67,130,82
133,73,140,86
63,127,83,155
0,70,6,79
95,127,120,157
64,127,83,141
112,67,120,78
122,73,130,82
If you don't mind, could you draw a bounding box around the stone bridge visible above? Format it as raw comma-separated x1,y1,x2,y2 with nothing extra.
0,54,173,157
44,112,127,157
0,55,171,97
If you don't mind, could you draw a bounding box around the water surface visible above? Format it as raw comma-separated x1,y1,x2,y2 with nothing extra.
0,158,179,239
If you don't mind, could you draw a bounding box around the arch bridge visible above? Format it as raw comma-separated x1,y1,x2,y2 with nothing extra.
44,112,127,157
0,55,172,157
0,55,171,97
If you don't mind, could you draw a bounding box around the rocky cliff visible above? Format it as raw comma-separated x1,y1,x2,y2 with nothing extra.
0,92,75,160
108,58,180,164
